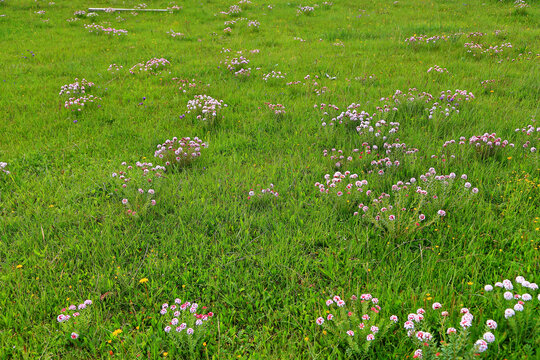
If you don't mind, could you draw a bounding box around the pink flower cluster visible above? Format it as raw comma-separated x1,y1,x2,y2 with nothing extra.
226,4,242,15
247,184,279,200
405,34,449,44
0,162,10,175
427,89,474,120
322,142,417,171
112,162,164,215
356,170,478,235
247,20,260,28
154,136,208,169
485,275,538,318
297,5,315,15
167,29,185,38
56,299,93,340
59,78,95,96
223,55,250,72
160,299,214,336
186,95,227,122
315,171,369,199
265,103,286,115
514,0,529,9
64,95,101,112
427,65,448,74
173,78,208,94
515,124,539,153
287,74,329,96
129,58,170,74
263,71,286,82
404,302,497,358
316,293,396,354
108,64,123,72
84,24,127,35
464,42,512,56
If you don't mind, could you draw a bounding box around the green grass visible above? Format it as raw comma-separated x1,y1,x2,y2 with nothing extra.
0,0,539,358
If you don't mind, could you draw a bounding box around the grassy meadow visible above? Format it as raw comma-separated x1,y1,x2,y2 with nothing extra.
0,0,539,358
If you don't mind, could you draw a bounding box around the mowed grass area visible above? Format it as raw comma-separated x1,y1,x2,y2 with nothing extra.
0,0,539,358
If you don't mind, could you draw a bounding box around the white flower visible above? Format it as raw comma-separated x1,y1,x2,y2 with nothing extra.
504,291,513,300
522,293,532,301
316,317,324,325
404,321,414,330
486,320,497,329
483,332,495,343
475,339,488,353
514,303,524,312
447,327,457,334
515,276,525,284
504,308,515,319
484,285,493,292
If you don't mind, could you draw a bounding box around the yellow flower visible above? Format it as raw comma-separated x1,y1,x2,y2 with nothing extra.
322,330,327,335
112,329,122,337
163,352,168,357
139,278,148,284
467,281,473,285
304,337,309,341
16,264,23,269
427,297,433,301
136,326,139,330
107,340,112,344
507,157,512,160
203,342,207,347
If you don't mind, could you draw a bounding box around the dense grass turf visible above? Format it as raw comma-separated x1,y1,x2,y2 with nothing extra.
0,0,539,358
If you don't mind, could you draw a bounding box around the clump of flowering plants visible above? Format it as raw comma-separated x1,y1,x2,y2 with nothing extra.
441,133,515,160
159,299,214,358
129,58,170,74
59,78,101,112
0,162,9,175
154,136,208,170
482,276,538,339
59,78,94,96
321,141,418,174
403,302,499,359
427,90,474,121
315,171,370,212
247,184,278,200
84,24,127,35
315,294,397,356
56,300,93,341
111,162,164,216
223,55,250,74
265,103,286,117
357,169,478,238
186,95,227,124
